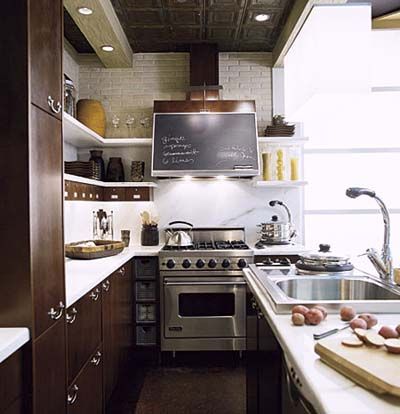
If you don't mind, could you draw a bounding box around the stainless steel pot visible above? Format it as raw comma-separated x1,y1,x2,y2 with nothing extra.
257,200,296,245
165,221,193,247
296,244,354,275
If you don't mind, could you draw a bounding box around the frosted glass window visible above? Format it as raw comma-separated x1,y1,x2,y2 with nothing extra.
304,152,400,210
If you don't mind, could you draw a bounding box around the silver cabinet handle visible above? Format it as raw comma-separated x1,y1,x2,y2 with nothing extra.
67,384,79,405
164,281,247,286
102,280,110,292
66,307,78,324
89,288,100,301
118,266,126,276
90,351,102,366
48,301,65,320
47,95,61,114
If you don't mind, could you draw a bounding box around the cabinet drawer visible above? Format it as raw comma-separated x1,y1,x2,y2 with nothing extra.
136,325,156,346
136,281,156,301
67,347,103,414
125,187,152,202
134,257,158,279
67,286,102,384
103,187,125,201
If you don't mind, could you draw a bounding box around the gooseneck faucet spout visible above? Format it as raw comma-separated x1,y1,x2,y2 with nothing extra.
346,187,393,283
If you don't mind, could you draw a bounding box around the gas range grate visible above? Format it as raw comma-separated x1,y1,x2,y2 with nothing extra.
161,240,250,251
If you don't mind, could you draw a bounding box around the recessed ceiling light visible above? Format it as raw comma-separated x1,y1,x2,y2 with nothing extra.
77,7,93,15
255,14,270,22
101,45,114,52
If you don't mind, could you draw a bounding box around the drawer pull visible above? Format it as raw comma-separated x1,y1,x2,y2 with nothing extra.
66,307,78,324
89,288,100,301
102,280,110,292
47,95,62,114
90,351,102,366
48,301,65,320
118,266,126,276
67,385,79,405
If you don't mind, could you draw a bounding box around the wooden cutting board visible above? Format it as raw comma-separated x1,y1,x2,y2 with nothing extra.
315,336,400,397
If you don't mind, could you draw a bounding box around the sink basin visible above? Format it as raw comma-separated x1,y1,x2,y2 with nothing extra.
277,278,400,301
248,264,400,314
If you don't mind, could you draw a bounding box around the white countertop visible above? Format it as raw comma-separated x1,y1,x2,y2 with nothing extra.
244,268,400,414
251,243,310,255
0,328,30,364
65,244,162,307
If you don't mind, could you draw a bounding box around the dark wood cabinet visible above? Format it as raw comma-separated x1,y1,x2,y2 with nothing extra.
67,287,102,384
0,347,28,414
246,293,282,414
30,105,65,338
33,320,67,414
102,262,134,403
67,347,103,414
30,0,63,118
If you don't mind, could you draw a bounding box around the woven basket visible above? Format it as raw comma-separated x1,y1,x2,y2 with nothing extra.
77,99,106,137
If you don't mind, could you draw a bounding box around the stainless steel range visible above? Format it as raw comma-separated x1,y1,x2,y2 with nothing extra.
160,226,253,352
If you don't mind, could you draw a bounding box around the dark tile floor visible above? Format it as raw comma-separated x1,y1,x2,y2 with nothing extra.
107,352,246,414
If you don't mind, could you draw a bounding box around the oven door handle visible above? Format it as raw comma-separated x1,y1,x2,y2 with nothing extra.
164,281,247,286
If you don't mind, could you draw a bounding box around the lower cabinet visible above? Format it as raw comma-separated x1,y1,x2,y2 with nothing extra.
246,292,282,414
33,319,67,414
102,261,134,403
67,347,103,414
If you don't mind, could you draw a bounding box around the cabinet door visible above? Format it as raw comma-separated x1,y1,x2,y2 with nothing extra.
30,105,65,338
67,348,103,414
102,277,117,403
33,319,66,414
29,0,62,118
67,286,102,384
246,294,259,414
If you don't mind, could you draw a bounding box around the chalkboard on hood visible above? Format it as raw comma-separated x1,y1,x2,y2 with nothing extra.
151,112,259,177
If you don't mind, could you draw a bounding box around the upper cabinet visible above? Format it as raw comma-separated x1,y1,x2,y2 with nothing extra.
30,0,63,119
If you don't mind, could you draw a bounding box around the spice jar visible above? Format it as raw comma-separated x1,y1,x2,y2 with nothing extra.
64,78,76,117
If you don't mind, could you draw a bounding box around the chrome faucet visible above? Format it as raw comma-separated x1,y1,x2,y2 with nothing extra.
346,187,393,283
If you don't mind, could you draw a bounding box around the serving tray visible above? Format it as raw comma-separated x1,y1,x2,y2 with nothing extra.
65,240,125,260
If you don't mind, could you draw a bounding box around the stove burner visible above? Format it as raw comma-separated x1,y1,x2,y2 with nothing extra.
263,257,292,266
161,240,250,251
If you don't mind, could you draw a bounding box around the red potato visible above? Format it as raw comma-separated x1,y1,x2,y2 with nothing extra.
313,305,328,320
358,313,378,329
342,337,364,348
354,328,368,341
291,305,309,317
350,318,368,331
305,308,324,326
340,306,356,321
378,326,399,339
384,338,400,354
396,324,400,336
364,331,385,347
292,313,305,326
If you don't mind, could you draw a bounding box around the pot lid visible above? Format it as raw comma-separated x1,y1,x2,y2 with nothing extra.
299,244,350,263
260,215,289,225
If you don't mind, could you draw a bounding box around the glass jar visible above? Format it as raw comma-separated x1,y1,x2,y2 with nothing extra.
64,78,76,117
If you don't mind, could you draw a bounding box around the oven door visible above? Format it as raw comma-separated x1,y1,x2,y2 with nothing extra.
163,277,246,338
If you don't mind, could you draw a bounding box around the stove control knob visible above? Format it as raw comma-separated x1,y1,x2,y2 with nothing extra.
221,259,231,268
182,259,191,269
166,259,176,269
208,259,217,268
237,259,247,269
196,259,205,268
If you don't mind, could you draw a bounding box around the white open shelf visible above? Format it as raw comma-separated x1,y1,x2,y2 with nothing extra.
63,113,152,148
258,137,308,144
252,180,308,188
64,173,158,188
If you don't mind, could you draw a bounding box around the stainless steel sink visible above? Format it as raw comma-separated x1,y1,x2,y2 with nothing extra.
248,264,400,314
277,278,400,301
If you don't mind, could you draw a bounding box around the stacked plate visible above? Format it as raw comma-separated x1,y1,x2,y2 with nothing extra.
265,124,295,137
65,161,101,180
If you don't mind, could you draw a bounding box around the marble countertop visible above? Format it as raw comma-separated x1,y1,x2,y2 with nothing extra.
65,244,162,307
251,243,310,255
243,268,400,414
0,328,30,364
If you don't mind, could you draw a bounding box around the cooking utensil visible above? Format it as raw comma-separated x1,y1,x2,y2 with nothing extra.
257,200,296,245
296,244,354,275
313,324,350,340
165,221,193,247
